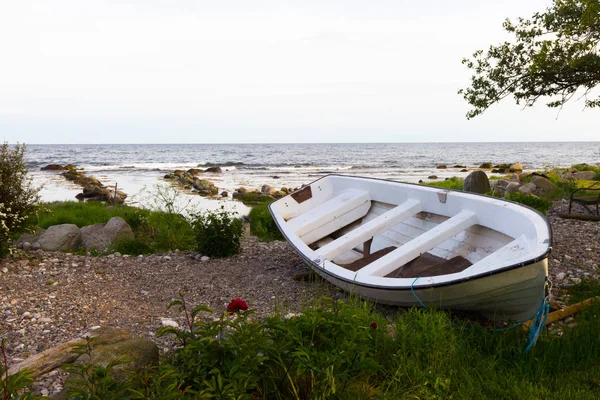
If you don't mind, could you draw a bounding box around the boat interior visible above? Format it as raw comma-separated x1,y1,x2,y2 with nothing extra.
272,177,539,279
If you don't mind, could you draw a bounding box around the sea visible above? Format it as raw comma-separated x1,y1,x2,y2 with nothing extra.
25,142,599,214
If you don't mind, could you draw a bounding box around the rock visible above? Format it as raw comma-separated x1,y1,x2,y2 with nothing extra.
496,179,510,188
31,242,41,250
518,182,537,194
38,224,82,252
75,337,159,382
510,174,519,181
479,162,493,169
509,162,523,172
453,165,466,168
221,191,228,197
571,277,582,285
504,182,520,195
460,169,468,172
261,184,276,194
41,164,65,171
436,165,447,169
22,242,31,251
531,175,557,192
556,272,566,282
17,233,42,246
427,175,438,180
193,179,218,196
463,171,490,194
82,185,110,198
81,217,134,252
194,254,203,261
204,166,222,173
201,256,210,262
272,175,280,179
186,168,202,175
161,319,179,328
573,171,596,180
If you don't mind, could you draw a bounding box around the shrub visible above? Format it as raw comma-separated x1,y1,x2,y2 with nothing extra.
0,142,41,256
505,192,553,215
191,206,243,257
248,204,284,242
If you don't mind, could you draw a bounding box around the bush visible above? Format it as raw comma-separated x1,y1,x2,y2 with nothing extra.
248,204,284,242
505,192,553,215
191,206,243,257
0,142,40,256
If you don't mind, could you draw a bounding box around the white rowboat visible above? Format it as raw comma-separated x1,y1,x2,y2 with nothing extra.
269,175,551,321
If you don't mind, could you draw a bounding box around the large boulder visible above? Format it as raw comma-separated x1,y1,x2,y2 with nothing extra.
204,166,222,173
504,182,520,195
531,175,557,192
463,171,490,194
573,171,596,180
509,162,523,173
41,164,65,171
518,182,537,194
81,217,134,252
479,162,493,169
38,224,81,251
193,179,218,196
75,337,159,382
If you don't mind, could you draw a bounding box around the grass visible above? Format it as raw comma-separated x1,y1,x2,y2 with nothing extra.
248,204,284,242
236,192,275,206
566,279,600,303
422,176,464,191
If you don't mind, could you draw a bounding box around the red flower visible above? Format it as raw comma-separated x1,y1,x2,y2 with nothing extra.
369,321,378,329
227,298,249,314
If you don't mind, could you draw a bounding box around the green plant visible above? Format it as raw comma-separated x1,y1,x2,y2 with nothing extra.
248,204,284,242
110,237,155,256
1,335,41,399
191,206,243,258
236,192,274,206
62,337,133,399
0,143,41,257
505,192,553,214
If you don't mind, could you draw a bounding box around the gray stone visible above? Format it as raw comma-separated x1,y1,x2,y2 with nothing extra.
22,242,31,251
573,171,596,180
31,242,41,250
201,256,210,262
38,224,81,252
81,217,134,252
463,171,490,194
556,272,566,282
510,174,519,182
504,182,521,196
509,162,523,172
261,184,276,194
531,175,557,192
518,182,537,194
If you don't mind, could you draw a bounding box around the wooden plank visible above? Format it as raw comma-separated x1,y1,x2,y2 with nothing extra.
287,189,370,237
356,210,478,278
462,235,529,275
316,199,422,260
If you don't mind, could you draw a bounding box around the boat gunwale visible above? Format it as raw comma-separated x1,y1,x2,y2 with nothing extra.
269,174,552,291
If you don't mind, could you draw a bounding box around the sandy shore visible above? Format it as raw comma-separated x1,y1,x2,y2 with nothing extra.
1,200,599,395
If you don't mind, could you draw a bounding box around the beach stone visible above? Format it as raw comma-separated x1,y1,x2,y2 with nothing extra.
510,174,519,182
41,164,65,171
504,182,520,195
531,176,557,192
479,162,493,169
31,242,41,250
204,166,222,173
518,182,537,194
186,168,202,175
509,162,523,172
38,224,81,252
573,171,595,180
463,171,490,194
193,179,218,196
75,337,159,382
221,191,228,197
460,168,468,172
556,272,566,282
201,256,210,262
81,217,134,252
22,242,31,251
436,165,447,169
17,233,42,246
427,175,438,180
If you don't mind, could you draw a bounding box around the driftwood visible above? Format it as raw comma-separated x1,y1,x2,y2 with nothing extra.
523,296,600,331
7,327,132,378
558,213,600,221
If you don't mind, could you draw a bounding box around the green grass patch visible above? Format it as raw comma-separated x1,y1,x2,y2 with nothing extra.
505,192,553,214
571,164,600,173
422,176,464,190
248,204,284,242
566,279,600,304
61,296,600,399
37,201,149,229
236,192,274,206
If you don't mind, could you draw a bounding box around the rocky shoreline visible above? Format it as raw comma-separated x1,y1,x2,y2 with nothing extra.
1,201,599,396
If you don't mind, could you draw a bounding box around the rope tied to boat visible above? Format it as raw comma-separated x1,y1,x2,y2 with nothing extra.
410,276,551,352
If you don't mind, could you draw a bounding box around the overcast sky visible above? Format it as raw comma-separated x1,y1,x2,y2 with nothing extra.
0,0,597,144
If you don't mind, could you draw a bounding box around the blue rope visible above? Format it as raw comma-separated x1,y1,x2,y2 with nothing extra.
410,276,550,352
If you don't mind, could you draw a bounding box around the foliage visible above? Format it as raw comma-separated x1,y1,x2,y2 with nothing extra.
62,337,132,399
460,0,600,118
37,201,149,229
0,143,41,257
1,335,41,399
567,278,600,303
571,163,600,173
505,192,553,214
191,206,243,258
248,204,284,242
422,176,464,190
